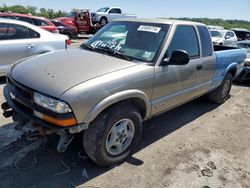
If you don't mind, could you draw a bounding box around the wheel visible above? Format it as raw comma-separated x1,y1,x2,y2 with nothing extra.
100,17,108,26
209,73,233,104
83,103,142,166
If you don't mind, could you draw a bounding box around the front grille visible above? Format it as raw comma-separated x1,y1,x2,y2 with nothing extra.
7,77,32,101
7,76,34,114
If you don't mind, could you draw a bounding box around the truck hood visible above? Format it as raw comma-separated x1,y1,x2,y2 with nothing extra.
10,49,137,98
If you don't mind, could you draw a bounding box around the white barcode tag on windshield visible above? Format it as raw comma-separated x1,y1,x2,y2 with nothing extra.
138,25,161,33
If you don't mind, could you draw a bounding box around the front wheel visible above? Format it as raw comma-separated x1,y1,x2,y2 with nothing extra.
83,104,142,166
209,73,233,104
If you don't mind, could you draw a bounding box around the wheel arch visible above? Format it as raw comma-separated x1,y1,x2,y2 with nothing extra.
226,63,238,79
84,90,151,125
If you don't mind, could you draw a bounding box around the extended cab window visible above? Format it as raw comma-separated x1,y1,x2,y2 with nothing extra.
197,26,213,57
84,22,169,62
0,23,29,40
167,25,200,58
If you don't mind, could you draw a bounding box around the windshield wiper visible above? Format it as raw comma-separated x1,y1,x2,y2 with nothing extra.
95,46,132,61
80,43,94,51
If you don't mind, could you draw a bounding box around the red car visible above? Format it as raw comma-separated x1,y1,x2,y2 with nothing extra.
0,12,58,33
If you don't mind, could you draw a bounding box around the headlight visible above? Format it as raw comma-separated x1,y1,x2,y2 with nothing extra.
33,92,72,114
245,58,250,66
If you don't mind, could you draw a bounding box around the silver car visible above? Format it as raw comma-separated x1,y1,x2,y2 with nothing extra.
0,18,70,76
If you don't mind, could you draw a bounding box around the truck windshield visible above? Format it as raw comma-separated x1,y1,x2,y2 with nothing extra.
66,12,77,18
97,7,110,12
82,21,170,63
210,30,224,38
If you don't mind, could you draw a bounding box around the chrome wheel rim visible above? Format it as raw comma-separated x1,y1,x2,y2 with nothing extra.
221,80,231,99
105,118,135,156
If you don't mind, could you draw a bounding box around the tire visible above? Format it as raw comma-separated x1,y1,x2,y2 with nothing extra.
83,103,142,166
100,17,108,26
66,33,72,40
209,73,233,104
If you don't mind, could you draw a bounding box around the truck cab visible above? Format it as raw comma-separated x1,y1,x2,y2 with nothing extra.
91,7,136,26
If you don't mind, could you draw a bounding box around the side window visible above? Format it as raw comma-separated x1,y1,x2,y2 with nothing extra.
197,26,213,57
28,28,40,38
229,32,235,37
0,23,28,40
33,19,49,26
109,8,121,14
167,25,200,58
225,32,231,38
15,16,33,24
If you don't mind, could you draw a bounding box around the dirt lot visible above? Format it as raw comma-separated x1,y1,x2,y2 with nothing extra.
0,39,249,188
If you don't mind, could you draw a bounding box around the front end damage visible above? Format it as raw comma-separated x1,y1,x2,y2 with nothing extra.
2,76,87,152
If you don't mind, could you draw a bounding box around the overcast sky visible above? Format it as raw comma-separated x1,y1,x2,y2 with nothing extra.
1,0,250,21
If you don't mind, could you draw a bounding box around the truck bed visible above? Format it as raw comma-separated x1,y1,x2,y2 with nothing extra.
212,46,246,87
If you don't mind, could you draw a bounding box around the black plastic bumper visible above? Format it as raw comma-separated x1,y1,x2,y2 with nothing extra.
3,84,78,130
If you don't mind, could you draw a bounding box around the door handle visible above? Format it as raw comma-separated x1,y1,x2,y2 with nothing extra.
197,64,203,70
27,44,35,49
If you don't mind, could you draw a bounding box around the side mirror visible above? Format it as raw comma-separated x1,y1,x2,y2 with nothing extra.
162,50,190,66
225,36,230,40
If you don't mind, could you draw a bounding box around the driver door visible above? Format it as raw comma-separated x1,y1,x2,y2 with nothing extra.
151,25,206,115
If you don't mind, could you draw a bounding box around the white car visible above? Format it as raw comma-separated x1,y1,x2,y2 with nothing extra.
0,18,70,76
210,29,237,46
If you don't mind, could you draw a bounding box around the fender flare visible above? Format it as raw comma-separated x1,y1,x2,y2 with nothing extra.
225,63,238,78
83,89,151,124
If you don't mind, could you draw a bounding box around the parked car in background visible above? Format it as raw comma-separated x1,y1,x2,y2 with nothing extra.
91,7,136,26
210,29,237,45
2,18,246,166
232,40,250,82
0,12,58,33
51,20,78,39
0,18,70,76
55,10,100,34
208,25,224,30
231,28,250,41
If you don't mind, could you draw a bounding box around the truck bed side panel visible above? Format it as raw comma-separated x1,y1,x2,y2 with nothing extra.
212,49,246,88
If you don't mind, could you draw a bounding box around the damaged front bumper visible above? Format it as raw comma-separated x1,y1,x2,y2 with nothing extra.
2,77,88,152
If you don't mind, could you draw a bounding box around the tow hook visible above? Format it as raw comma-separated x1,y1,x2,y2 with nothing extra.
1,102,13,118
57,130,75,152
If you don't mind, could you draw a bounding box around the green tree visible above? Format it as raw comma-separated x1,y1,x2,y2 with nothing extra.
39,8,49,18
27,6,37,15
7,5,28,14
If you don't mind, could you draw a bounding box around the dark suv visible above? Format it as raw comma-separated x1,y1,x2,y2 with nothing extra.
0,12,58,33
231,28,250,41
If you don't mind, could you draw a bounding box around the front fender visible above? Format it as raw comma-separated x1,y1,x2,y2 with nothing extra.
83,89,151,124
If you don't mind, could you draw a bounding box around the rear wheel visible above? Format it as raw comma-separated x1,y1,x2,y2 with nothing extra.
100,17,108,26
83,104,142,166
209,73,233,104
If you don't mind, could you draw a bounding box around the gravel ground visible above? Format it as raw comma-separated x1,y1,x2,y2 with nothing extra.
0,39,249,188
